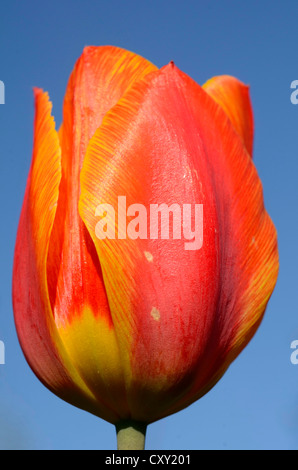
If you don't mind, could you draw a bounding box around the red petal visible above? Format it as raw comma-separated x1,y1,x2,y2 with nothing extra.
80,64,278,422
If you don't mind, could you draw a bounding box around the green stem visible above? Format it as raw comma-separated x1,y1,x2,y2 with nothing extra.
115,420,147,450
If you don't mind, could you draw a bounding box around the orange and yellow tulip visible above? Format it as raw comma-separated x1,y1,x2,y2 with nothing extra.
12,46,278,449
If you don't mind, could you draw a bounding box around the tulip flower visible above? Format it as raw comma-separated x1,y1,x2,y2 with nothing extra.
12,45,279,449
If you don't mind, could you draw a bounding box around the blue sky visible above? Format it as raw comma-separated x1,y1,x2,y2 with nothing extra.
0,0,297,450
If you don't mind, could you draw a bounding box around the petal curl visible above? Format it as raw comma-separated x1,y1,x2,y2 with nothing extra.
203,75,254,156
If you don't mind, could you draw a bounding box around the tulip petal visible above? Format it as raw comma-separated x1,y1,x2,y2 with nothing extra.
12,89,118,421
203,75,254,156
49,45,158,327
79,63,278,422
45,47,158,420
